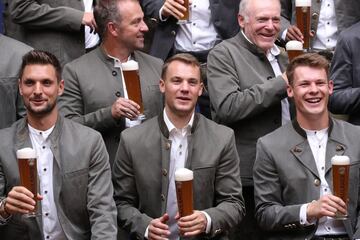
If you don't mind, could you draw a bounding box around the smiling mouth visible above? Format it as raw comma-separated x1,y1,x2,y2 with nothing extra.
306,98,321,104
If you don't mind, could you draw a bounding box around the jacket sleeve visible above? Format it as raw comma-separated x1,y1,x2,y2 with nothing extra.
253,138,306,231
207,44,287,125
87,132,117,239
280,0,293,36
112,133,152,239
141,0,164,19
58,62,121,132
329,33,360,115
10,0,83,31
203,132,245,237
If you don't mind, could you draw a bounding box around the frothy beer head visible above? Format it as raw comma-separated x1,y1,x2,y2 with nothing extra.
122,60,139,71
175,168,193,181
331,155,350,165
16,148,36,159
296,0,311,6
286,40,303,51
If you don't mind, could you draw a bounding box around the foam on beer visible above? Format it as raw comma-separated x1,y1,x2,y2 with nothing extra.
175,168,193,181
286,40,303,51
331,155,350,165
121,60,139,71
16,148,36,159
296,0,311,6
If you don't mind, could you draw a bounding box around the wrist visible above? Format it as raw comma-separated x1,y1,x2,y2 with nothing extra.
0,198,11,219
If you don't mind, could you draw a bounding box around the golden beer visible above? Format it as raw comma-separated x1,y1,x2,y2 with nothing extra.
331,155,350,220
175,168,193,217
295,0,311,49
178,0,189,24
286,40,304,61
122,60,144,119
17,148,38,217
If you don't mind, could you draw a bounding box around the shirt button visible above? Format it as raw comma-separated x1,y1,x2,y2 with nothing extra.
45,212,49,216
44,190,48,194
46,236,50,239
327,22,330,25
42,146,45,149
43,168,47,172
192,23,196,26
112,71,117,76
115,91,121,97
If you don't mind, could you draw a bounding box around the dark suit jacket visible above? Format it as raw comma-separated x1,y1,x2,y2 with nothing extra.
254,118,360,240
113,112,245,239
207,31,289,186
141,0,241,60
58,47,164,164
280,0,360,48
9,0,86,66
0,34,32,129
329,21,360,125
0,116,117,240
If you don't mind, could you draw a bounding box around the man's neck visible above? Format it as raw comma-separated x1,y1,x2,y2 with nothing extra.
296,112,330,131
102,41,132,63
165,108,193,129
27,110,58,131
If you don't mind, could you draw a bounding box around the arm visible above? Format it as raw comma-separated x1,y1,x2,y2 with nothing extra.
254,138,304,231
112,134,152,239
10,0,83,31
329,34,360,115
58,63,121,132
87,133,117,239
207,45,287,124
141,0,165,19
200,132,245,237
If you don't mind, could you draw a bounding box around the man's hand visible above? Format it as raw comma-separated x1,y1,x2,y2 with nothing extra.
82,12,97,33
161,0,187,19
285,25,304,42
306,194,347,220
177,210,207,237
148,213,171,240
5,186,42,215
111,97,140,120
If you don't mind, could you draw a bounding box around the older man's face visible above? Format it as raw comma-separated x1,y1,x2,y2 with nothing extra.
238,0,281,53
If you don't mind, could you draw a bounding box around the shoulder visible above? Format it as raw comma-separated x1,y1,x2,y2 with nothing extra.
258,122,295,148
64,48,102,70
0,34,33,56
61,118,103,141
331,118,360,138
196,115,235,142
338,22,360,43
135,51,163,66
120,116,159,143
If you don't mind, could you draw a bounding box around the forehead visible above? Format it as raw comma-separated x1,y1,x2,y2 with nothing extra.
21,64,57,80
293,66,327,82
166,61,200,79
248,0,280,18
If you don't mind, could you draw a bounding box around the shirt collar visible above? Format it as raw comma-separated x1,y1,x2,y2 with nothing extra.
163,109,194,134
28,124,55,141
241,30,280,59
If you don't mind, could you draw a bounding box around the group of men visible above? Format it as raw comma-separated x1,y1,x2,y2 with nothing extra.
1,0,360,239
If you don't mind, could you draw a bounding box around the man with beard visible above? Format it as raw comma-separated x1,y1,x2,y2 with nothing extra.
58,0,163,164
0,50,117,239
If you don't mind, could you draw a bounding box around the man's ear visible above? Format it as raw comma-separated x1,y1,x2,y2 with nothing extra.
159,79,165,94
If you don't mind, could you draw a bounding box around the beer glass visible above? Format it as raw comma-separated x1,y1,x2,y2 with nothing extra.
286,40,304,61
331,155,350,220
17,148,38,217
178,0,190,24
175,168,193,217
122,60,145,120
295,0,311,50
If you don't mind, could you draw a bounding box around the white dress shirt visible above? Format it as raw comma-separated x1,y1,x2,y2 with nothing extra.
144,110,211,239
83,0,100,49
160,0,220,52
313,0,338,50
299,128,347,236
28,125,66,240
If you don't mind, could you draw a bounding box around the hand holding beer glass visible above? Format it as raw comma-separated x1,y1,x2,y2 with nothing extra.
17,148,39,217
331,155,350,220
177,0,189,24
175,168,193,217
286,40,304,61
295,0,311,50
122,60,145,121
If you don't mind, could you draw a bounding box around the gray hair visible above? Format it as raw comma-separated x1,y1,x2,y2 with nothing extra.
238,0,281,21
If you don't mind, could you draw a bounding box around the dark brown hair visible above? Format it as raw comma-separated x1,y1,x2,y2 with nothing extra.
286,53,330,86
19,50,62,82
